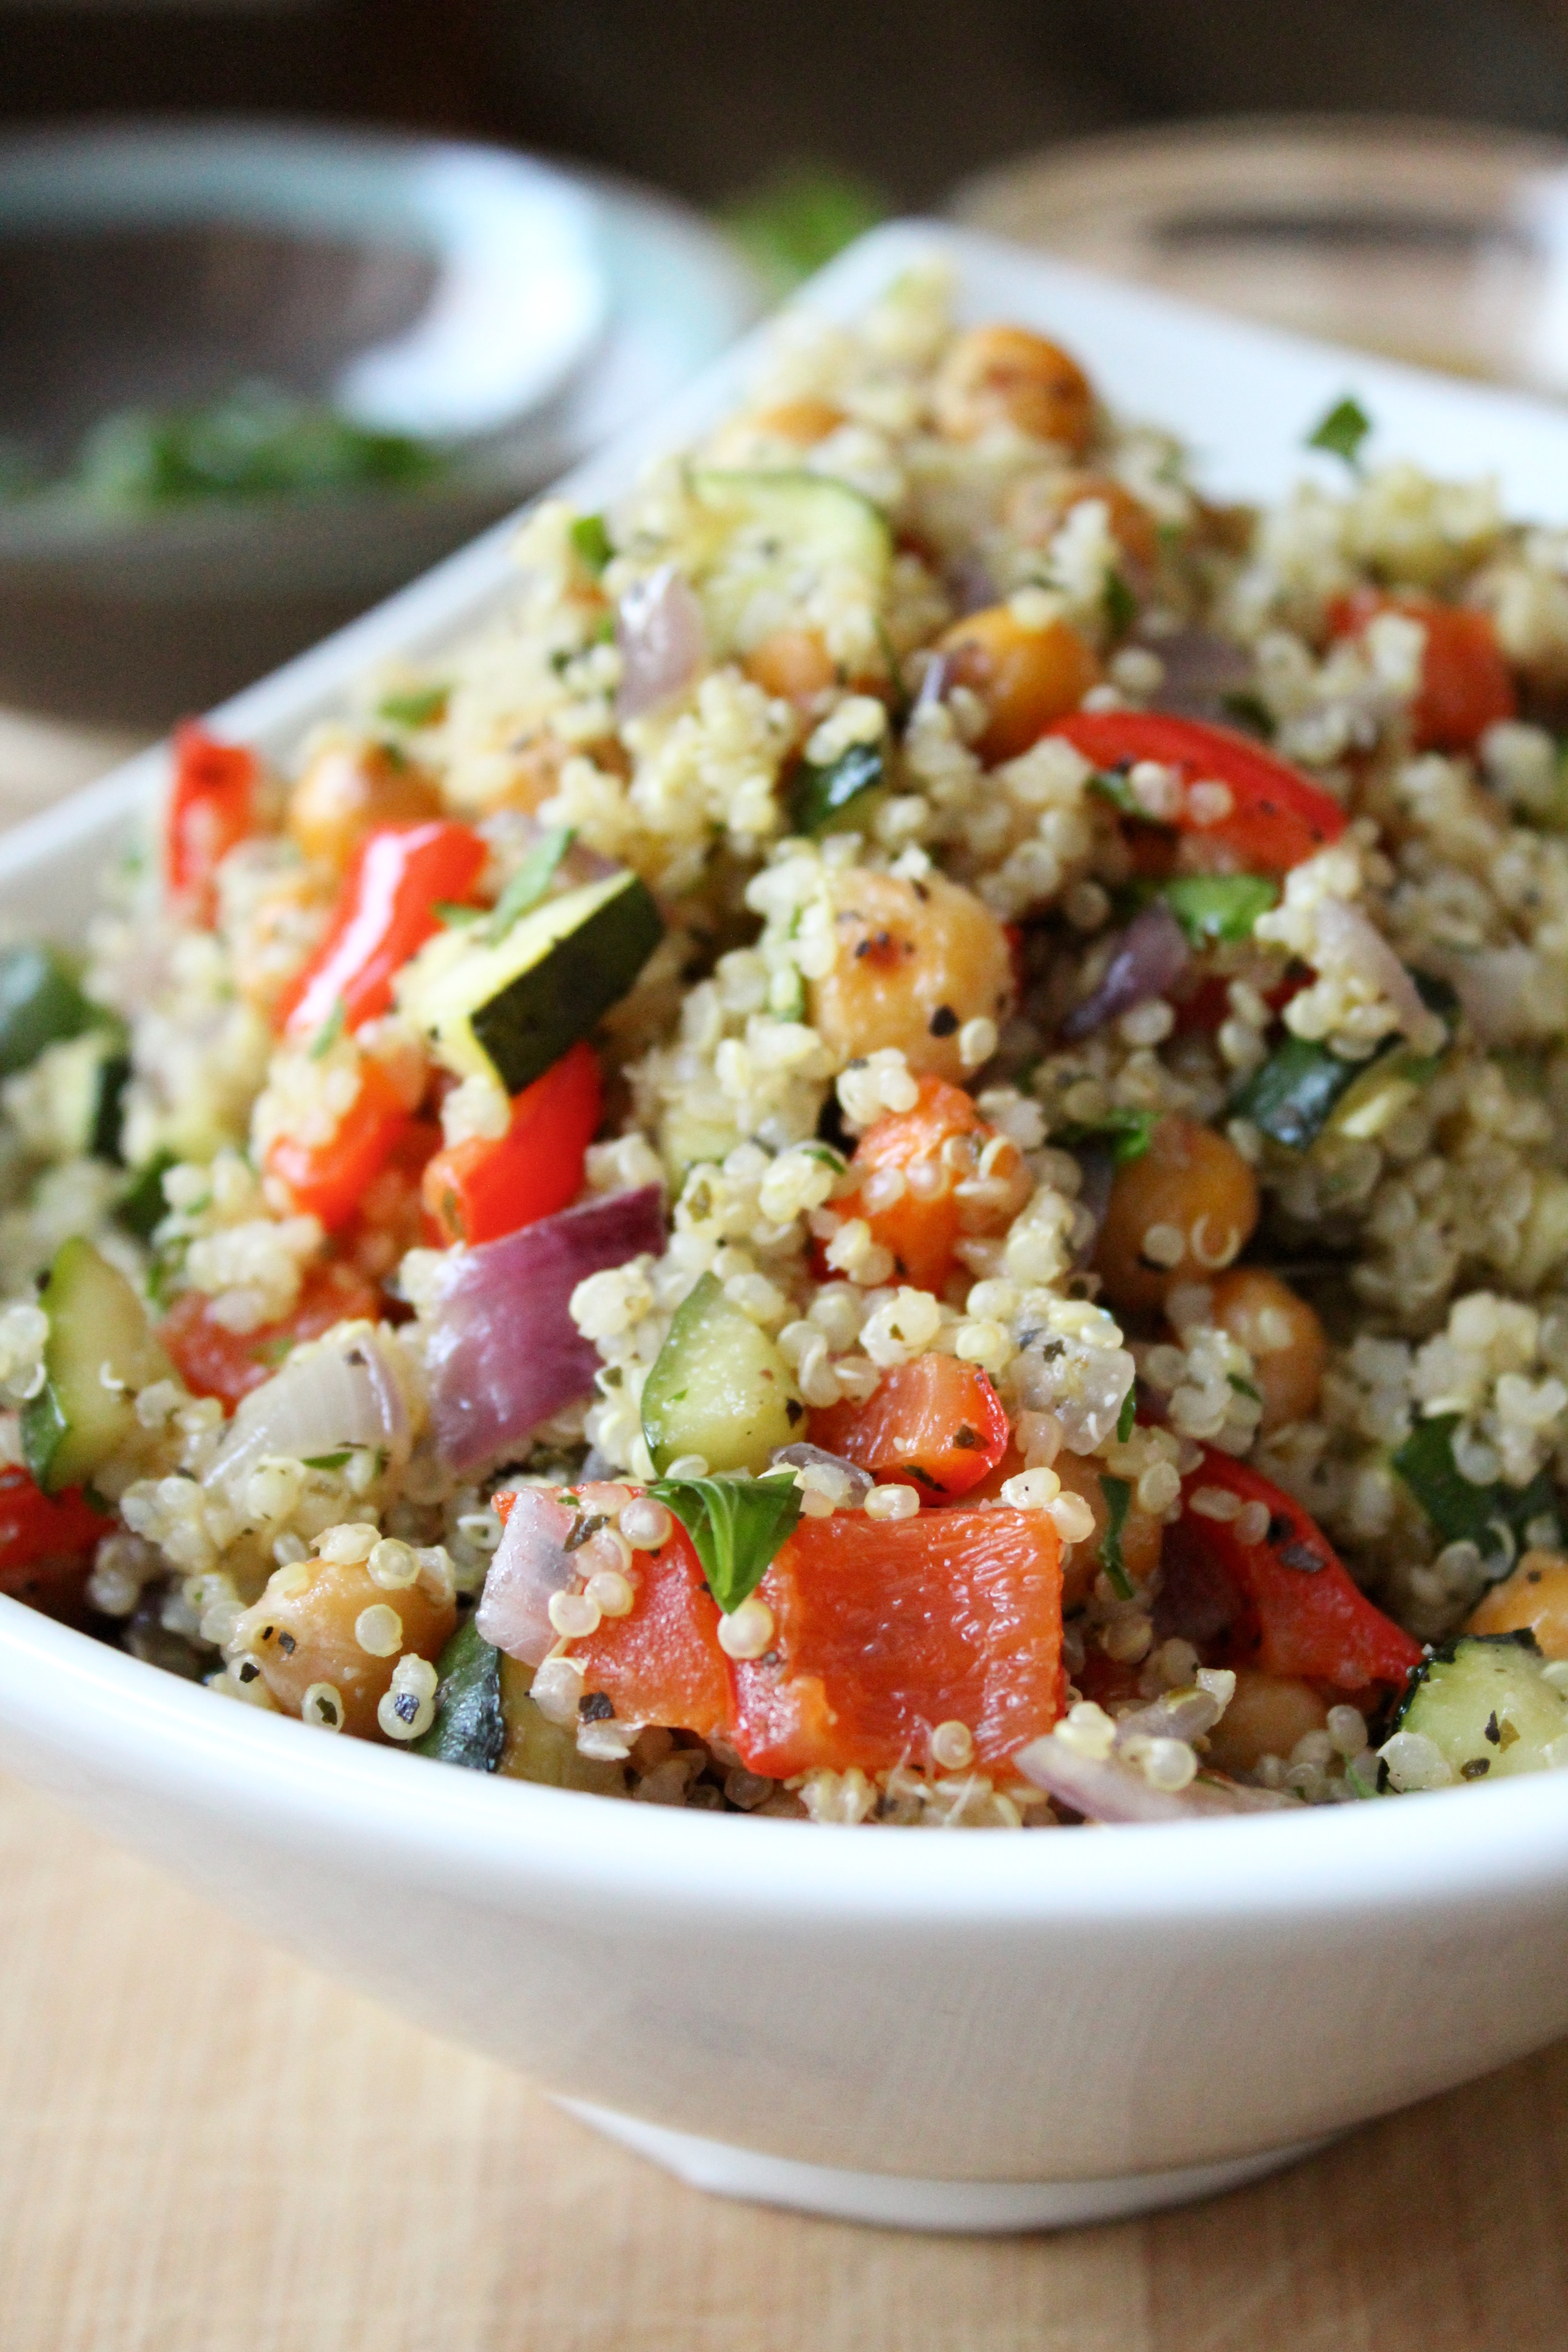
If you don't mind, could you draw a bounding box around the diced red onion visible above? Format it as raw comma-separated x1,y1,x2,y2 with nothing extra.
426,1186,666,1474
1312,900,1433,1039
1060,902,1188,1041
1142,626,1255,722
1426,944,1568,1047
615,565,705,720
1014,1734,1294,1822
1112,1684,1227,1747
475,1484,577,1666
945,554,997,617
770,1441,874,1505
204,1322,411,1499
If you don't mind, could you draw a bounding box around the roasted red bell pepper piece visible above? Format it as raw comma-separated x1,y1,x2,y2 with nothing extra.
421,1040,602,1247
0,1465,112,1621
1050,711,1346,872
166,722,259,926
278,819,487,1042
1326,590,1515,751
1168,1448,1422,1691
809,1353,1009,1502
160,1260,382,1409
564,1512,731,1744
728,1504,1064,1777
265,1058,414,1232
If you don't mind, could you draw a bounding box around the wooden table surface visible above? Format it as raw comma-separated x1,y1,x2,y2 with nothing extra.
3,716,1567,2350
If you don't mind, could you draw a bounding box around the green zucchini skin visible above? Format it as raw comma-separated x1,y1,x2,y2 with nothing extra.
415,1617,506,1772
22,1237,172,1494
1388,1631,1568,1782
789,739,885,838
640,1268,806,1475
1234,970,1457,1152
404,869,664,1098
0,945,96,1077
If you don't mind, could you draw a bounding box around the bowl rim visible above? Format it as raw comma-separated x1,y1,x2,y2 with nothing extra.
10,215,1568,1926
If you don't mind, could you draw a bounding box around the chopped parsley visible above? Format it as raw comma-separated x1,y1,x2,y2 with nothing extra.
1098,1474,1135,1600
1306,394,1372,469
569,513,613,575
484,826,575,944
377,684,449,729
1057,1104,1157,1166
308,996,347,1061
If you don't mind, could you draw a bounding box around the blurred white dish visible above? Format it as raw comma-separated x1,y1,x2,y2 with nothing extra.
4,221,1568,2233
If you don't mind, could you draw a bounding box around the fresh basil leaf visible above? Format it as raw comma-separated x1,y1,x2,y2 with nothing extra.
649,1472,803,1614
1307,395,1372,468
377,683,449,729
309,997,347,1061
1098,1474,1135,1600
569,513,613,575
484,827,575,945
1160,873,1278,946
1392,1413,1564,1565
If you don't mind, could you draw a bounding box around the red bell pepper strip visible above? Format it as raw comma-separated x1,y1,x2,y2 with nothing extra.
559,1510,731,1744
1049,711,1346,872
1171,1448,1422,1691
1326,590,1516,751
265,1058,414,1232
809,1353,1010,1501
728,1504,1064,1776
421,1039,602,1247
166,723,259,927
0,1465,111,1587
278,820,487,1042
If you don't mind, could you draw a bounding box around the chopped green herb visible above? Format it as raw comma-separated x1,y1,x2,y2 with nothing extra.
308,996,347,1061
432,901,482,928
1220,690,1274,739
377,684,449,729
1343,1758,1379,1799
1233,971,1457,1152
718,164,889,296
1117,1388,1137,1444
1056,1105,1157,1166
789,738,885,838
301,1450,353,1472
1307,395,1372,468
1160,873,1278,946
1103,569,1139,639
648,1472,804,1613
116,1151,176,1244
802,1144,847,1172
484,826,575,945
1098,1474,1135,1600
1392,1413,1564,1563
569,513,613,575
1087,767,1149,820
1228,1374,1263,1402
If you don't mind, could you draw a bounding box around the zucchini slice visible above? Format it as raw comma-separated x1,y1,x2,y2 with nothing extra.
688,468,892,657
400,870,663,1097
10,1030,131,1165
416,1618,623,1790
1389,1632,1568,1782
641,1269,805,1475
22,1237,172,1494
789,738,886,838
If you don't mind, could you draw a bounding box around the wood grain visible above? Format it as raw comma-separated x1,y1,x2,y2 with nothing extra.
0,1771,1564,2352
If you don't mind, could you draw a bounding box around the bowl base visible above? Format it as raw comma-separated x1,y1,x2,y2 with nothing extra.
558,2100,1337,2233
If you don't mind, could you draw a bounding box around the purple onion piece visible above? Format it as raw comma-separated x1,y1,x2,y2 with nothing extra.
1068,1140,1115,1265
426,1185,666,1474
615,564,705,720
1141,626,1256,722
1060,902,1189,1042
770,1441,874,1505
475,1485,578,1666
945,553,997,617
1014,1735,1295,1822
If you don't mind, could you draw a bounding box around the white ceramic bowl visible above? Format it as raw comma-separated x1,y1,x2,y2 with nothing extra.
5,222,1568,2234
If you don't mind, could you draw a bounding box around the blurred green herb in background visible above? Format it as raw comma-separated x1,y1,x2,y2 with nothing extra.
1,382,446,514
719,164,889,295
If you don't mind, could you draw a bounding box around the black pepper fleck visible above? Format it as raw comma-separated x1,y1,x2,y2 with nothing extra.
579,1692,616,1722
928,1004,960,1037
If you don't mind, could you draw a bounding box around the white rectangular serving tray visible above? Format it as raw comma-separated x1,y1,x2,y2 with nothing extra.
14,213,1568,943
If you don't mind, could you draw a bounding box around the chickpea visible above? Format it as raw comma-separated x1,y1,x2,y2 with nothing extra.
1004,469,1159,575
232,1547,456,1740
1207,1269,1329,1432
808,867,1014,1081
937,604,1099,765
287,740,443,871
1094,1117,1259,1318
1467,1550,1568,1657
745,627,838,707
750,397,846,446
1204,1668,1329,1777
934,325,1094,453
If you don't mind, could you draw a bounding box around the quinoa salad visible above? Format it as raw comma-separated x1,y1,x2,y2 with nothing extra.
5,267,1568,1827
